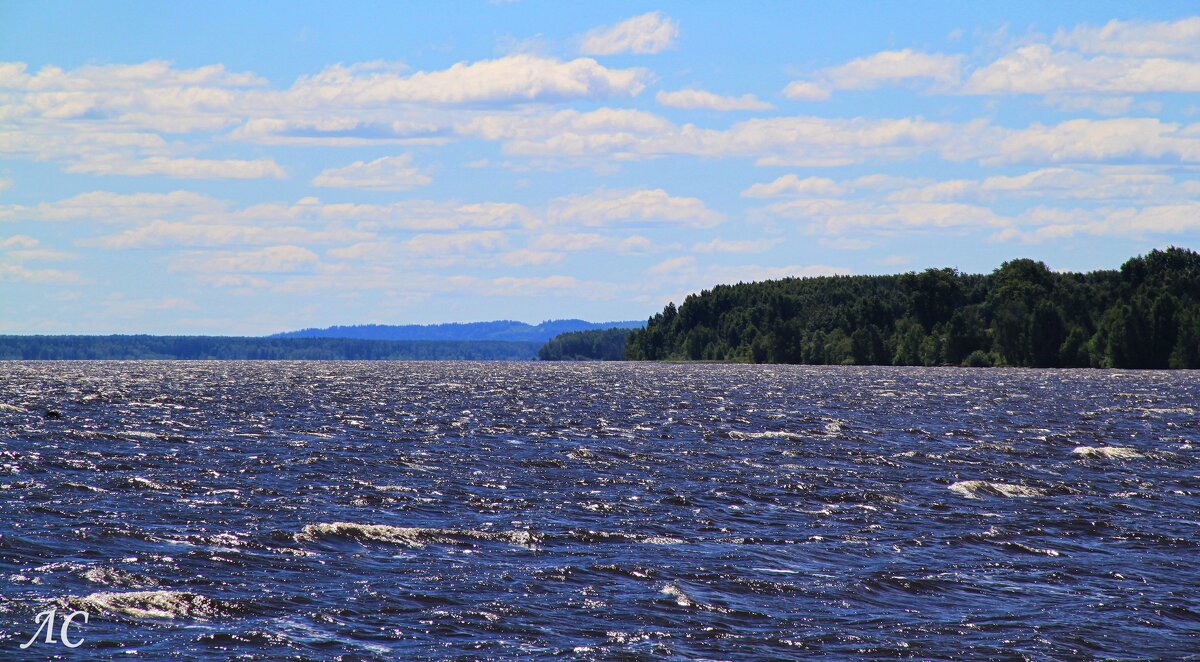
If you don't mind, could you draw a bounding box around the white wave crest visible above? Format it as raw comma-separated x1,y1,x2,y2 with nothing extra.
127,476,170,490
1072,446,1143,459
729,431,804,440
298,522,539,548
65,590,230,620
660,583,695,607
81,566,160,589
948,480,1046,499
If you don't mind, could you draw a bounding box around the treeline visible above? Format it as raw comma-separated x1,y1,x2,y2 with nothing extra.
626,248,1200,369
273,319,643,342
0,336,542,360
538,328,633,361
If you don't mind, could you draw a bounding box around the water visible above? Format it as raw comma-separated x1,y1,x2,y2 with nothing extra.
1,361,1198,659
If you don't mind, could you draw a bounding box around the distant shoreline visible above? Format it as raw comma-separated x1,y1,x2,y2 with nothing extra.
0,335,543,361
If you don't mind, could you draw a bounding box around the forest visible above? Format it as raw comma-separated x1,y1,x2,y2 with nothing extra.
624,248,1200,368
0,336,542,361
538,328,633,361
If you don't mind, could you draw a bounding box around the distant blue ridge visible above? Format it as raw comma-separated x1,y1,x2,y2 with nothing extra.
269,319,645,343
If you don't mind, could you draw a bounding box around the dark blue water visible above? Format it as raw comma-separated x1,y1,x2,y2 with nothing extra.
1,362,1198,659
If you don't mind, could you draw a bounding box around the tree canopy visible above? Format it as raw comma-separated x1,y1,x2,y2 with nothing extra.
625,248,1200,369
538,328,632,361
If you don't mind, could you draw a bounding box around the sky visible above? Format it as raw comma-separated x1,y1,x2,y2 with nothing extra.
2,2,1200,334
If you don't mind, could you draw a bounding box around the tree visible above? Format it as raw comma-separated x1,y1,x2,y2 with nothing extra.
1029,301,1066,367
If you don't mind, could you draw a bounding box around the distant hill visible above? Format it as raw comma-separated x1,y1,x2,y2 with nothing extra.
0,336,542,361
270,319,644,343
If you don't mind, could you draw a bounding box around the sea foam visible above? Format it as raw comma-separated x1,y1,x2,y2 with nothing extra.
948,480,1046,499
63,590,235,620
1072,446,1143,459
729,431,805,440
298,522,540,548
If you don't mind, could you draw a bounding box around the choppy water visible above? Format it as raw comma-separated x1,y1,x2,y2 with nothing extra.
1,362,1198,660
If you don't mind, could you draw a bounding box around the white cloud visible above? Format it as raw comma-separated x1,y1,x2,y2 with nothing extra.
531,232,607,251
286,55,649,106
879,255,913,267
0,56,652,179
983,118,1200,165
312,154,431,190
227,116,447,147
649,255,696,275
656,88,773,111
401,231,507,255
981,166,1200,201
496,248,563,266
1003,202,1200,243
459,107,673,158
742,175,845,198
782,80,832,101
225,198,533,232
0,263,84,283
884,179,977,202
0,190,226,223
470,108,959,166
170,245,320,274
549,189,724,228
752,166,1200,210
0,235,40,249
822,49,962,90
90,221,373,249
619,235,655,254
0,234,74,262
0,60,263,91
579,12,679,55
767,198,1011,235
5,248,75,262
1053,17,1200,58
328,231,511,265
820,237,876,251
692,238,779,253
705,263,851,284
482,274,618,300
783,50,960,100
779,19,1200,101
1042,94,1138,116
65,156,286,179
963,44,1200,95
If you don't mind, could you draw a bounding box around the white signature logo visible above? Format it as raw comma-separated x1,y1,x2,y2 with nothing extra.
20,606,87,649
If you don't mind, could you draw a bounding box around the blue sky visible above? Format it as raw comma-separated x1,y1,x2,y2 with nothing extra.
2,2,1200,334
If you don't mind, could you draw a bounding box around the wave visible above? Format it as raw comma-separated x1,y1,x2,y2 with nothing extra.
61,590,238,620
81,566,161,589
948,480,1046,499
297,522,540,548
1072,446,1143,459
729,431,805,440
124,476,170,490
658,583,733,613
660,583,696,607
567,530,685,545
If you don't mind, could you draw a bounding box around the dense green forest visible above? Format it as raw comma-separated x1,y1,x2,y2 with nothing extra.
538,328,633,361
626,248,1200,368
0,336,541,360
